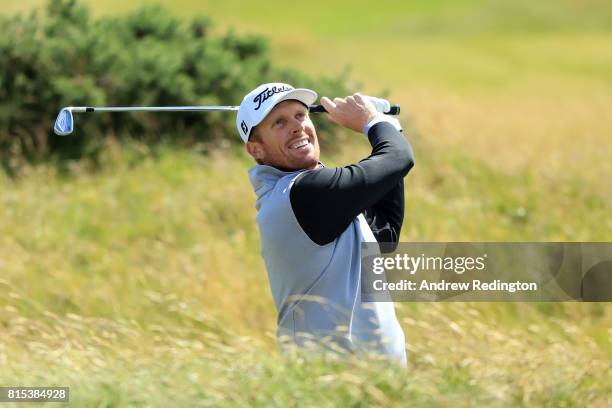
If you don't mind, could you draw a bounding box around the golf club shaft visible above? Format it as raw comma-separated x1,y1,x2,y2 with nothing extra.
69,106,238,113
67,104,401,115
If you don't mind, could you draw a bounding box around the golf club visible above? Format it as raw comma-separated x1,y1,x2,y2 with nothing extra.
54,102,401,136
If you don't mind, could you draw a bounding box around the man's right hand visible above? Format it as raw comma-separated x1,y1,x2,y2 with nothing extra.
320,93,380,133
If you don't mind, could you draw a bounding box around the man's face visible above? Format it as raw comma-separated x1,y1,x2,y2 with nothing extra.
246,100,320,170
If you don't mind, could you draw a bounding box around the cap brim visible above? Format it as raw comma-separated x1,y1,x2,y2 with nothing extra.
276,88,318,108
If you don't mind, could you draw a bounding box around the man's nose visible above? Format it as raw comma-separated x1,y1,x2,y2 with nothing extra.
290,118,304,134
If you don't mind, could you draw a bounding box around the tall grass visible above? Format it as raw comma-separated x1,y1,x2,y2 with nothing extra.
1,142,610,406
1,300,609,406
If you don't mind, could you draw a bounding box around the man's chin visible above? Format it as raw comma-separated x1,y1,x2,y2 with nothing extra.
281,156,318,171
297,156,319,170
264,153,319,171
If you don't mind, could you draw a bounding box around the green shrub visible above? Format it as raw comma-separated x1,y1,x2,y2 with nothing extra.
0,0,351,169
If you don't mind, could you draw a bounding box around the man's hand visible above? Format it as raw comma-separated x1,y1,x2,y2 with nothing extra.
320,93,379,133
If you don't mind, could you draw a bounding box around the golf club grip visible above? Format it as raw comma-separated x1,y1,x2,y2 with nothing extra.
309,104,400,115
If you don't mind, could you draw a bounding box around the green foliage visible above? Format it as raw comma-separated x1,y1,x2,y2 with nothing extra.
0,0,351,169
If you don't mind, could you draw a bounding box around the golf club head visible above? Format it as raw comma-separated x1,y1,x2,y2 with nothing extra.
54,108,74,135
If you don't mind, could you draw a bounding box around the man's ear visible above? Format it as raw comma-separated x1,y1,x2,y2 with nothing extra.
245,141,264,161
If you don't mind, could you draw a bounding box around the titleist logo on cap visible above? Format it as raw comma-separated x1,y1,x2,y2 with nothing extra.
253,85,292,111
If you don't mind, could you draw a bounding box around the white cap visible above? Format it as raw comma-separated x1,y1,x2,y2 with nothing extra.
236,83,318,143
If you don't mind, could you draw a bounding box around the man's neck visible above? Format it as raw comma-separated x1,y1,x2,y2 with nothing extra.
266,162,323,172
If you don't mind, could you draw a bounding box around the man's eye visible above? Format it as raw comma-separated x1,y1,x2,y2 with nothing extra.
274,119,285,126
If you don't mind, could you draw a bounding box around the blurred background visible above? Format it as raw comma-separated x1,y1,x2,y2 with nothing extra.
1,0,610,406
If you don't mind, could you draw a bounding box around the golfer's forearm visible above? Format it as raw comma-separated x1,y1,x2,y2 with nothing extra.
290,122,414,246
364,179,404,252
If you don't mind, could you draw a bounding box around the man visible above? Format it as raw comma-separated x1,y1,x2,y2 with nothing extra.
237,83,414,366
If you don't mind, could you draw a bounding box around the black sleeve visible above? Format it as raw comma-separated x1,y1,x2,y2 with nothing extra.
289,121,414,246
363,179,404,253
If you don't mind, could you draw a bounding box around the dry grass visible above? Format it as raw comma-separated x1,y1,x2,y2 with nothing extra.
1,294,610,406
1,145,610,406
